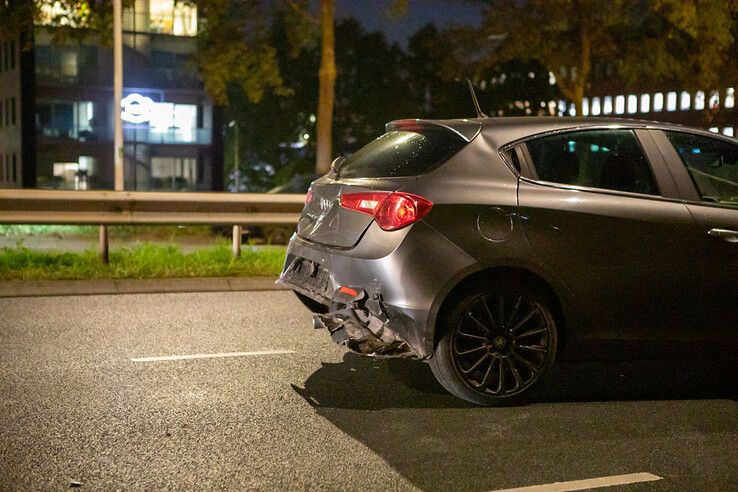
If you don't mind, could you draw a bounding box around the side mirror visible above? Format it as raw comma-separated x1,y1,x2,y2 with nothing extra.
331,156,346,175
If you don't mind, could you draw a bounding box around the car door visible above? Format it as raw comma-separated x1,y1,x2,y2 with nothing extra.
654,129,738,347
515,128,700,347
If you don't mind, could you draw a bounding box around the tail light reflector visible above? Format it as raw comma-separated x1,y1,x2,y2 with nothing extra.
340,192,433,231
305,187,314,205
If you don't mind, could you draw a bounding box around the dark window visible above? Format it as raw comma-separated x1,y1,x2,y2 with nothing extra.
526,129,659,195
0,42,4,72
665,131,738,207
0,154,4,182
9,41,15,69
0,100,3,128
4,99,8,126
11,98,16,126
504,148,521,173
12,154,17,182
338,129,466,179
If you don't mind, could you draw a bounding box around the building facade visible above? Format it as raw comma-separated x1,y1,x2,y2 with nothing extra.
483,70,737,138
1,0,223,191
0,39,22,188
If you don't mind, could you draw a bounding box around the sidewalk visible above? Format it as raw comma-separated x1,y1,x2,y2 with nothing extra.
0,277,288,298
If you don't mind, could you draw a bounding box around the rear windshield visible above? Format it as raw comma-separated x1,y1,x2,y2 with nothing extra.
338,130,466,179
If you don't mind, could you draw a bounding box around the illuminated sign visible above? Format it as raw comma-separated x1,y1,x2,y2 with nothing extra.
121,93,155,124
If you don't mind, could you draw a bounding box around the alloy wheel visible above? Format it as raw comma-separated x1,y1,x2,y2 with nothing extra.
451,292,553,396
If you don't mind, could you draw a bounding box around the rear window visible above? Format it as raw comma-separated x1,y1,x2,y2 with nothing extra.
338,130,466,179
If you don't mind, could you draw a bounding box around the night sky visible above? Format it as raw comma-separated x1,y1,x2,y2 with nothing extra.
337,0,486,46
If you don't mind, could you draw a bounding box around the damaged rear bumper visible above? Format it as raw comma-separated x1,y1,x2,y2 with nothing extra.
279,256,417,357
315,310,414,357
277,222,478,359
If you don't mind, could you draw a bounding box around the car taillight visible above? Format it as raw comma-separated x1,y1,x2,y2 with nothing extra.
305,187,314,205
340,192,389,215
340,192,433,231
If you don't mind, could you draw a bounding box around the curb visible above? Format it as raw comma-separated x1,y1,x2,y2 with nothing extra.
0,277,289,298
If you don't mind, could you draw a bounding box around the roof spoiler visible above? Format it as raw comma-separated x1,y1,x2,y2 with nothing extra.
385,119,481,143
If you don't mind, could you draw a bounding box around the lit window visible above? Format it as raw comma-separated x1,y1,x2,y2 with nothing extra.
680,91,690,110
173,104,197,142
582,98,589,116
149,0,198,36
568,103,576,116
615,95,625,114
653,93,664,112
627,95,637,114
640,94,650,113
558,100,566,115
52,157,95,190
603,96,613,115
151,157,197,190
709,127,719,133
60,51,78,78
591,97,601,116
666,92,677,111
723,128,734,137
726,88,735,109
694,91,705,110
149,102,175,129
149,102,197,143
709,91,720,109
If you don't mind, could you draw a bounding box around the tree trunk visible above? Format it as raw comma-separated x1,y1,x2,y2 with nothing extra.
575,26,591,117
556,23,591,117
315,0,336,174
573,84,584,117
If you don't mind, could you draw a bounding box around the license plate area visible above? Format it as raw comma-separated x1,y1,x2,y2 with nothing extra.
281,257,334,301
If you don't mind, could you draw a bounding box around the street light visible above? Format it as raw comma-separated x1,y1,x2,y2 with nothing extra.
113,0,123,191
100,0,124,265
228,120,241,258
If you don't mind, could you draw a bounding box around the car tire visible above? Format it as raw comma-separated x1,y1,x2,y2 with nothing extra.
429,280,558,406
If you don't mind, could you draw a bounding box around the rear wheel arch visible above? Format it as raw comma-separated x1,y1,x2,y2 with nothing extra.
428,266,568,356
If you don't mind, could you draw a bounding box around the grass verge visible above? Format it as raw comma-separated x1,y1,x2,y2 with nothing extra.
0,243,286,281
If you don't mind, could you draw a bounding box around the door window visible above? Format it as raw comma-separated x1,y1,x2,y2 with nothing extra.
525,129,659,195
664,131,738,207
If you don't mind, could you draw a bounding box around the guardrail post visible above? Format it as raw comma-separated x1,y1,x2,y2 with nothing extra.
99,225,109,264
232,225,241,259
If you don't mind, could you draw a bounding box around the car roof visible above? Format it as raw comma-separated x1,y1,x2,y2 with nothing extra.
389,116,732,148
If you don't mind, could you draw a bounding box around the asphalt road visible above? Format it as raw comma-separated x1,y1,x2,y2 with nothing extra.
1,291,736,491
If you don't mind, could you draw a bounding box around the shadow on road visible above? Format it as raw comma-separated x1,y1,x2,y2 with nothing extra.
291,354,468,410
294,353,738,409
292,353,738,491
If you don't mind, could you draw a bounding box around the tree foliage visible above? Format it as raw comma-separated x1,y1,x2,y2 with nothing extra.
452,0,738,115
618,0,738,92
195,0,285,105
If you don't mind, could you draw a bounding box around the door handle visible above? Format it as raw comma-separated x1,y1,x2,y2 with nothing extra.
708,228,738,243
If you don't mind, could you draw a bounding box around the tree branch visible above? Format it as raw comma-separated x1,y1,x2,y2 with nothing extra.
285,0,319,26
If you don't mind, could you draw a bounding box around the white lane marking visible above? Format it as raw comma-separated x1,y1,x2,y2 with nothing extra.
130,350,295,362
491,472,663,492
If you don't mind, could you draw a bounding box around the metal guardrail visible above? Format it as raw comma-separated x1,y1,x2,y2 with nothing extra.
0,189,307,260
